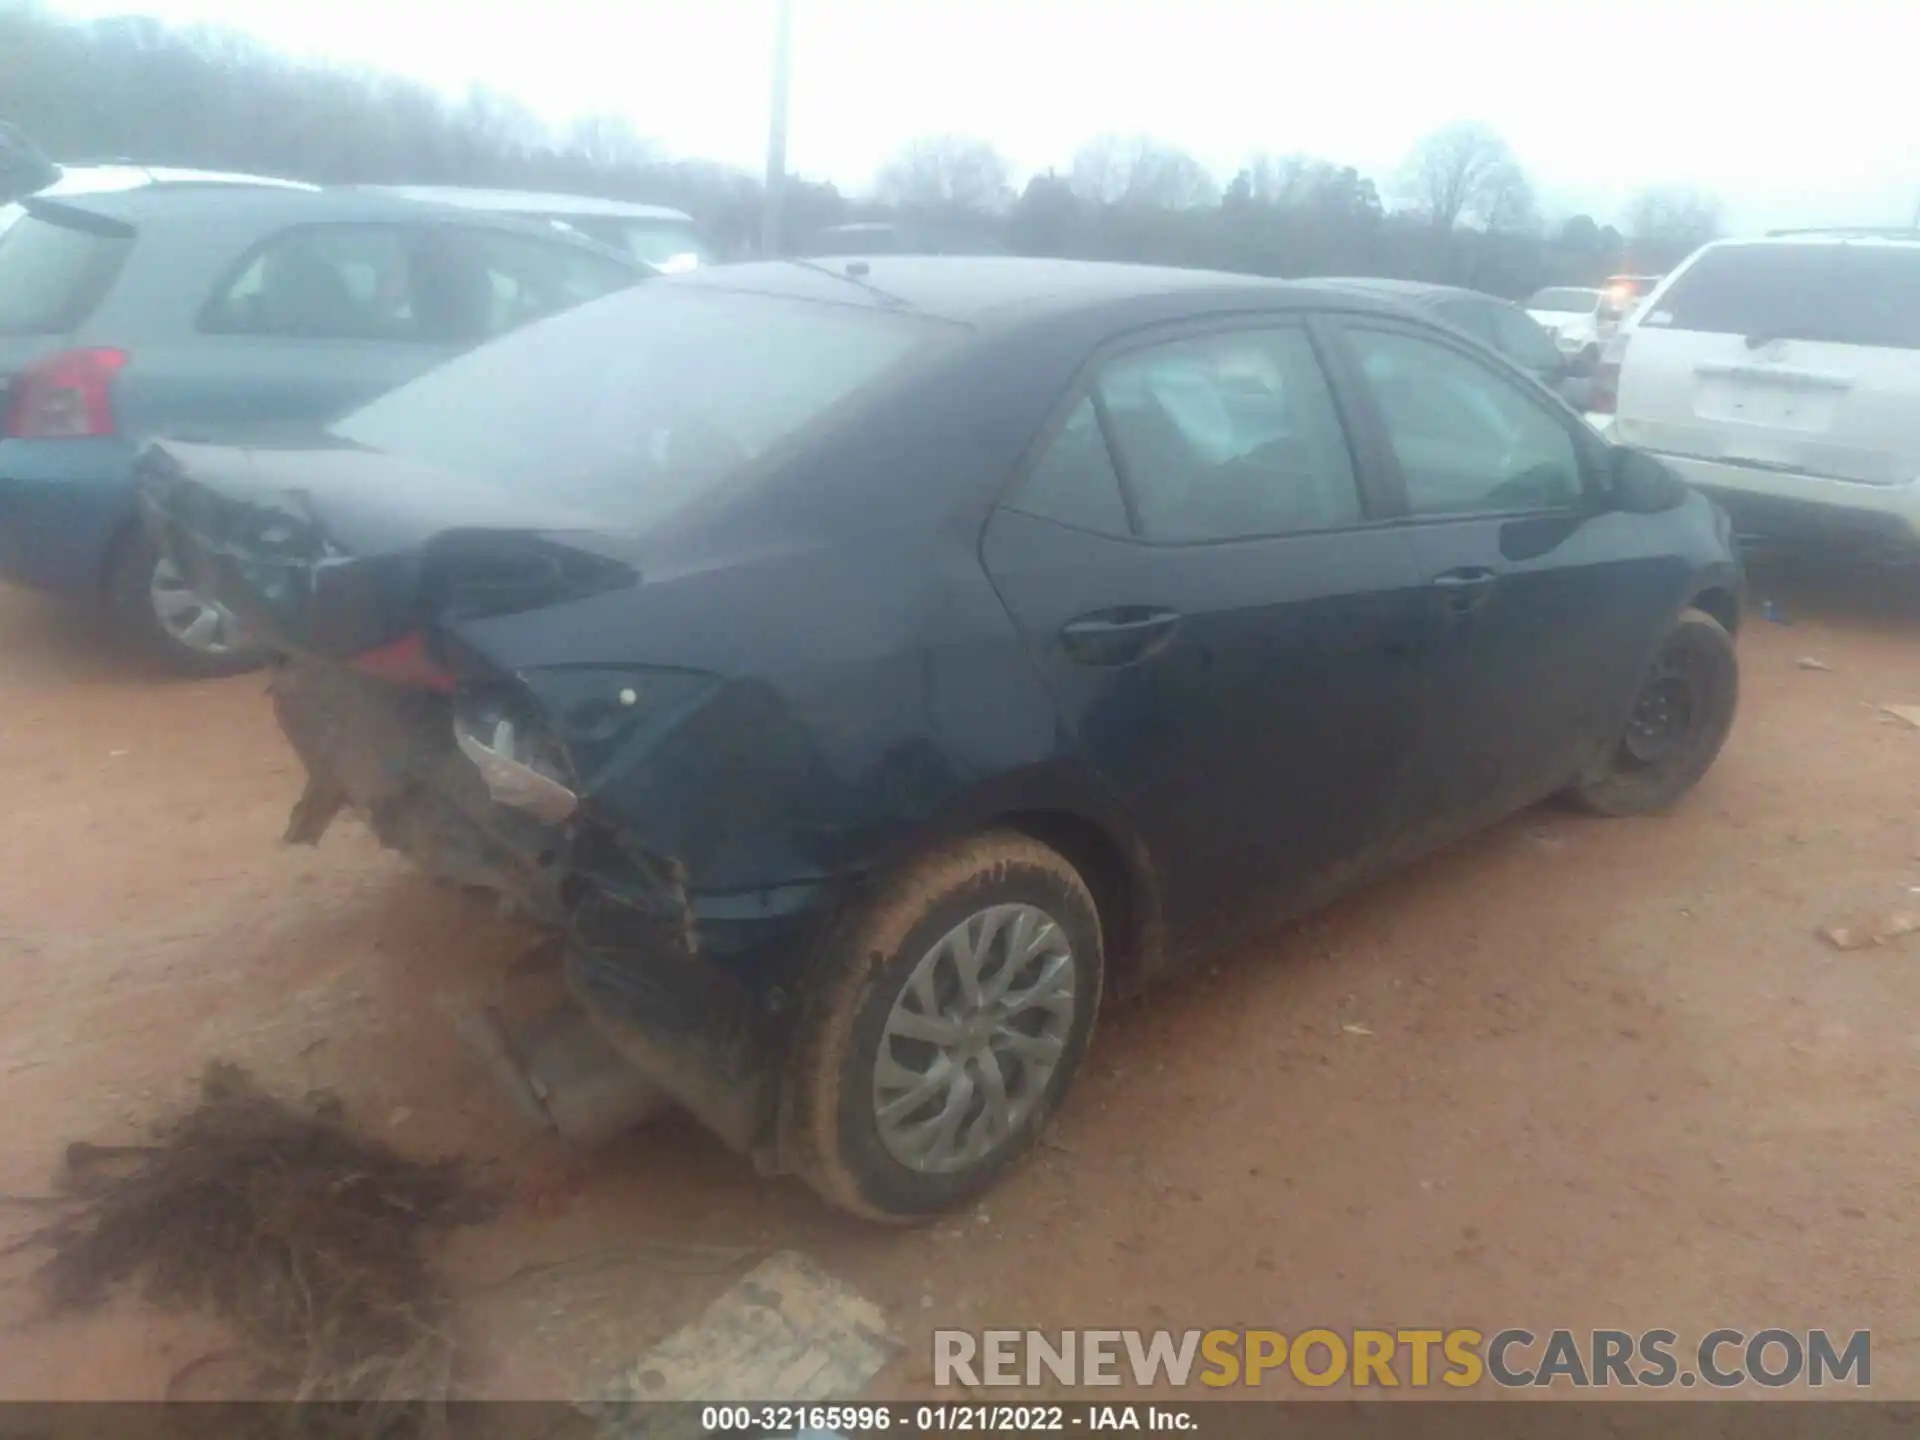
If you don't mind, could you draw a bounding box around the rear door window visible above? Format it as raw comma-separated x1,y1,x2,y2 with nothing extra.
0,212,132,334
205,226,423,341
1008,396,1132,536
1643,243,1920,349
1095,326,1364,542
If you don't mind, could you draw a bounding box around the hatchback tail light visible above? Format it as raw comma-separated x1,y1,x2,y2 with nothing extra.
2,347,127,439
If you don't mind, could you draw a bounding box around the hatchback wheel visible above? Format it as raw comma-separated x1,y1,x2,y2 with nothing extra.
109,531,266,678
785,831,1103,1222
1567,607,1738,815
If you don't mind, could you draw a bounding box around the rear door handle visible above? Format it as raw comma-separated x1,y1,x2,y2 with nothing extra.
1060,607,1182,667
1430,566,1500,616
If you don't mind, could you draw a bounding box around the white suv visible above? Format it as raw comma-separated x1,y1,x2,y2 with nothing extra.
1595,232,1920,550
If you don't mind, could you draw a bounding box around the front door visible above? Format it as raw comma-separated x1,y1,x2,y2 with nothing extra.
1328,319,1685,839
982,320,1431,961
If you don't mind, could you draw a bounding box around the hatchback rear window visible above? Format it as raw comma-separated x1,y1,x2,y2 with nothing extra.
0,213,131,334
1645,243,1920,349
331,284,960,528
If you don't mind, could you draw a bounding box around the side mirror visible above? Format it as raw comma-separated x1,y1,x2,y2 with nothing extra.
1607,446,1688,513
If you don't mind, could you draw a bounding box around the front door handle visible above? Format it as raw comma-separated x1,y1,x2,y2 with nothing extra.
1430,566,1500,616
1060,607,1182,667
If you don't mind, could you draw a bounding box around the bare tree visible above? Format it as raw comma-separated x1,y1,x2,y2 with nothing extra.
1624,186,1723,250
873,134,1013,213
1070,135,1217,209
564,110,654,172
1398,121,1534,232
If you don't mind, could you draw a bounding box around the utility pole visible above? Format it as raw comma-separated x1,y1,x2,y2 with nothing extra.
761,0,793,257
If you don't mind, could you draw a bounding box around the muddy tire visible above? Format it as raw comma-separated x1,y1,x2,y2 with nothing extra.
1567,607,1738,816
106,528,266,678
784,830,1103,1223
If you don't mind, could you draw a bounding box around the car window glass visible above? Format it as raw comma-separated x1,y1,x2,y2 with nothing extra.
1009,396,1131,536
1094,327,1362,542
332,286,957,532
616,220,717,271
1348,327,1581,517
0,213,131,334
1644,243,1920,349
424,227,636,342
1433,299,1499,348
206,226,420,340
1491,306,1564,372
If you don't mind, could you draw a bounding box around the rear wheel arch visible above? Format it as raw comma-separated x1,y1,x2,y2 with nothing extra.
1689,584,1741,637
995,806,1160,997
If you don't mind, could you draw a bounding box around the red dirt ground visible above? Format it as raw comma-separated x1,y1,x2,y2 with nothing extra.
2,556,1916,1402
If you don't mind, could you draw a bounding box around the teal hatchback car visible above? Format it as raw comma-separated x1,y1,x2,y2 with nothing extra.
0,181,642,673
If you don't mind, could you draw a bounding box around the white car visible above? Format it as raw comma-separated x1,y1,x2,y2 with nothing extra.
1525,286,1618,364
1594,230,1920,550
361,186,717,273
0,162,313,237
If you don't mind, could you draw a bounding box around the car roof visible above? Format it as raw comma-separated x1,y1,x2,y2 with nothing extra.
22,182,623,233
670,255,1363,325
1305,276,1500,307
360,185,694,223
1716,231,1920,249
46,163,314,192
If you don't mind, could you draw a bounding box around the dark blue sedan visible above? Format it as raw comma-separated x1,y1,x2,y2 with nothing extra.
143,257,1742,1218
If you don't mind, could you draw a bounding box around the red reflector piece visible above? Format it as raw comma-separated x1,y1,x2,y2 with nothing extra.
348,633,457,693
2,347,128,439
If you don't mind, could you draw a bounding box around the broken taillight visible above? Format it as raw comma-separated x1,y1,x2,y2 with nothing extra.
3,347,127,438
347,632,458,694
452,694,578,823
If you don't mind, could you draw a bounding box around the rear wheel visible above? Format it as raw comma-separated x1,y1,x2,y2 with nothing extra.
107,530,266,678
785,831,1103,1222
1567,607,1738,815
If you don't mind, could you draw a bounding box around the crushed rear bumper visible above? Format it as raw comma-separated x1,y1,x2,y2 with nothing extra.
271,657,835,1163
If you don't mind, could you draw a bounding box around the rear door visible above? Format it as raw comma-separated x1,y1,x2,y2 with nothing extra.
1327,316,1681,837
1613,241,1920,486
981,317,1431,959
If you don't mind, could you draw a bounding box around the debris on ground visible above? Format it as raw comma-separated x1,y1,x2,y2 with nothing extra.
591,1250,896,1413
1819,912,1920,950
1341,1023,1375,1037
1761,600,1791,625
1881,704,1920,730
1796,656,1831,671
27,1062,495,1425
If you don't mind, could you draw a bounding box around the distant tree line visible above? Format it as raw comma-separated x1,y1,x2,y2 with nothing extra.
1,4,1724,295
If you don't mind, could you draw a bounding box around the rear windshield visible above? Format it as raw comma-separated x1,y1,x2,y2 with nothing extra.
1526,288,1600,314
0,213,132,334
1642,243,1920,349
331,283,960,528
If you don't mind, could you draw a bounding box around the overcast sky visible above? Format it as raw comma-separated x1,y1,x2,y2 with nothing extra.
44,0,1920,233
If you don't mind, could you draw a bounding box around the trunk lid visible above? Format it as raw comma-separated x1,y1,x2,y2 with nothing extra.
137,436,639,659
